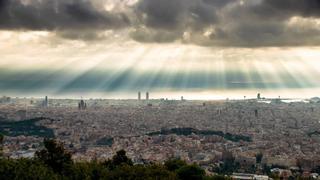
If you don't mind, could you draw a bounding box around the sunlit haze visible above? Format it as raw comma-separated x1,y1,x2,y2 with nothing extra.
1,0,320,99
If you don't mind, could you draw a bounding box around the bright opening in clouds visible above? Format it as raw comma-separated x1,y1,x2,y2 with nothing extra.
1,0,320,99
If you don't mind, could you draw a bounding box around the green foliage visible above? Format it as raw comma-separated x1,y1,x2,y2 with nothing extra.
163,158,207,180
96,137,113,146
164,158,229,180
0,139,235,180
165,158,187,171
0,134,3,143
147,128,251,142
307,131,320,137
111,149,133,167
0,134,3,157
103,149,134,170
35,138,72,174
0,118,54,138
256,152,263,164
67,161,110,180
0,158,58,180
176,164,206,180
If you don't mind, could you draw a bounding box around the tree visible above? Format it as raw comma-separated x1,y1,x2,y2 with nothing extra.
111,149,133,166
68,161,110,180
0,142,239,180
35,139,72,174
104,149,133,170
0,134,3,157
0,158,58,180
256,152,263,164
165,158,187,171
176,164,206,180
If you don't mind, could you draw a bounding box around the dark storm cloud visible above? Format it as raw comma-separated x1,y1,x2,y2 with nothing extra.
0,0,130,31
136,0,184,30
132,0,320,46
1,0,320,46
131,0,230,42
262,0,320,18
135,0,232,29
216,0,320,47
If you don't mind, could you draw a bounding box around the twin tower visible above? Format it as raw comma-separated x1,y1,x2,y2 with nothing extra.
138,92,149,100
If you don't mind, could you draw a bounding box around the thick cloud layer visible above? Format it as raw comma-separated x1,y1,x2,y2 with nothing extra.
0,0,132,30
0,0,320,46
0,0,131,40
261,0,320,18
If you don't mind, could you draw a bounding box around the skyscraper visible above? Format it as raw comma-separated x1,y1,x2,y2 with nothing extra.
146,92,149,100
138,92,141,100
43,96,48,107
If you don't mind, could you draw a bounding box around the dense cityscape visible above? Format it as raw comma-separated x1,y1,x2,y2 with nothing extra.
1,94,320,179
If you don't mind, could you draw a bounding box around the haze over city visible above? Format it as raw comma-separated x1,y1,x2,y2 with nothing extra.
1,0,320,99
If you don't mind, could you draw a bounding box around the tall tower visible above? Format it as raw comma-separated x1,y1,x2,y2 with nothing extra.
146,92,149,100
43,96,48,107
138,92,141,100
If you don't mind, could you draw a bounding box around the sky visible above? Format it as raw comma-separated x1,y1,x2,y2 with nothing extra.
1,0,320,99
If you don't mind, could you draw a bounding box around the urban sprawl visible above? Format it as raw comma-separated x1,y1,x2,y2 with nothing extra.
1,94,320,179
